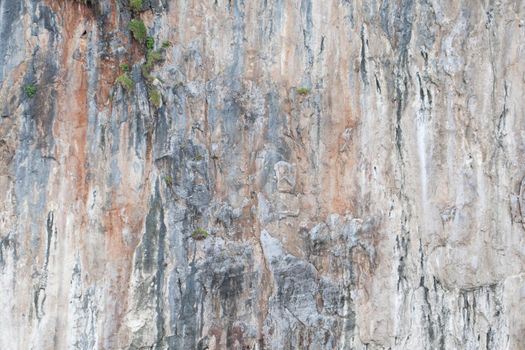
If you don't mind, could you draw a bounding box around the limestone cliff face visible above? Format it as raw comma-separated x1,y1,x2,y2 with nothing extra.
0,0,524,349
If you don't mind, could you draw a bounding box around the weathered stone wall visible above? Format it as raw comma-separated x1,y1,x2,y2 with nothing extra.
0,0,524,349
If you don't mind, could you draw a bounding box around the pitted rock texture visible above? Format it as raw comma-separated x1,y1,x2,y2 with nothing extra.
0,0,524,349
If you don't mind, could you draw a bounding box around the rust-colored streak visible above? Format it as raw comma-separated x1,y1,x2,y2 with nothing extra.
44,0,126,109
39,2,92,349
38,1,151,348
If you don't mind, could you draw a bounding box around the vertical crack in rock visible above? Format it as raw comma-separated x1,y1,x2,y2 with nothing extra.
360,24,368,85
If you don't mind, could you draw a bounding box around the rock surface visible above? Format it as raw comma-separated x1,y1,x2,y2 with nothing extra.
0,0,524,349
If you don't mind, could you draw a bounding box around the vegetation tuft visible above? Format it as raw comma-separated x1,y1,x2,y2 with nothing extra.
149,89,162,108
141,50,163,81
116,73,134,91
146,36,155,50
24,84,37,98
296,87,311,95
129,0,143,12
119,63,130,72
129,19,147,44
191,228,208,240
147,50,163,63
164,175,173,187
120,10,168,110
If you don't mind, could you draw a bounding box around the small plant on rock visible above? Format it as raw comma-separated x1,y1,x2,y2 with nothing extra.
142,50,163,81
162,40,172,48
146,36,155,50
119,63,130,72
191,228,208,240
296,87,310,95
24,84,37,98
129,19,147,44
147,50,163,63
164,175,173,187
129,0,142,12
116,73,134,91
149,88,162,108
